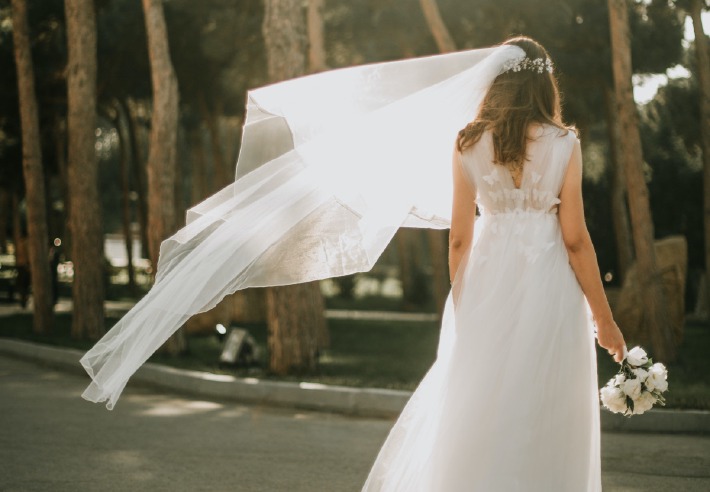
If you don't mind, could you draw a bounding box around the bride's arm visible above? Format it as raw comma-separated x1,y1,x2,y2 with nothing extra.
449,146,476,284
559,139,626,362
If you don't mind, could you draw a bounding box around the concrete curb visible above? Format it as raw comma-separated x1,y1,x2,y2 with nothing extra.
0,338,409,418
1,337,709,432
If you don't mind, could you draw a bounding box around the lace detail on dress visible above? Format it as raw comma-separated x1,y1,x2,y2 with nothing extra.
460,126,577,265
479,167,561,215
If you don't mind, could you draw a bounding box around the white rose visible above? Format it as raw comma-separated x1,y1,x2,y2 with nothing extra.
632,391,656,415
600,385,628,414
614,373,626,386
632,367,649,383
621,377,642,400
647,363,668,393
626,346,648,367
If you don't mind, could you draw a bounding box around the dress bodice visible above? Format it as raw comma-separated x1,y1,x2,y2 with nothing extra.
460,125,578,216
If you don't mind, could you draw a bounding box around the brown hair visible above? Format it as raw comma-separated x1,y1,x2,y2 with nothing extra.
456,36,574,166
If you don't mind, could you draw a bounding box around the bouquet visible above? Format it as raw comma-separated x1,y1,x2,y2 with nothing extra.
599,346,668,416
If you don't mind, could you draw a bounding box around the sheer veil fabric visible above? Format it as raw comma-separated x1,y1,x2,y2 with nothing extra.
80,44,528,409
80,43,602,490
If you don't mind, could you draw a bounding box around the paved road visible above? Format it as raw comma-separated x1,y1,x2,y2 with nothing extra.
1,355,709,492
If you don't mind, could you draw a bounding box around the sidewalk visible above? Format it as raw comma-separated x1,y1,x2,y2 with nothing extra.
0,336,709,433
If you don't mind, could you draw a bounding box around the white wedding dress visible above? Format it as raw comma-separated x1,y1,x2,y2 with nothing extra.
362,125,601,492
78,47,600,492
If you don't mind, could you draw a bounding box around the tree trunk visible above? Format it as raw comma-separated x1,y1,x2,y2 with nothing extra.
397,229,429,307
307,0,327,73
142,0,184,355
189,127,208,204
396,229,416,304
11,0,54,333
689,0,710,316
199,93,229,190
174,125,186,228
418,0,455,317
113,100,137,295
0,188,9,253
427,229,449,316
607,0,675,361
603,85,634,283
54,116,71,257
419,0,456,53
125,99,150,260
262,0,328,374
64,0,104,340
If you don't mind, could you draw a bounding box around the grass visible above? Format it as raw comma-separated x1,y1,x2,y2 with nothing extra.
2,306,709,410
149,318,441,390
324,294,437,313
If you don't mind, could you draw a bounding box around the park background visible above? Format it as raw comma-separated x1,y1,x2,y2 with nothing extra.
1,0,709,410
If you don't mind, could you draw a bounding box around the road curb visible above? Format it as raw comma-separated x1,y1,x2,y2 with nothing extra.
0,338,409,418
1,337,709,431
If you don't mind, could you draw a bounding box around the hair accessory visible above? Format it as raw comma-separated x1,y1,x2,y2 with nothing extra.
501,56,553,75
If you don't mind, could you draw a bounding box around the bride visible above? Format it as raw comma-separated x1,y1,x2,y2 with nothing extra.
79,32,625,491
361,36,625,491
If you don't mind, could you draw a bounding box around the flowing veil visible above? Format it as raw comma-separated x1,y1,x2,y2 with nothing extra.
80,44,527,410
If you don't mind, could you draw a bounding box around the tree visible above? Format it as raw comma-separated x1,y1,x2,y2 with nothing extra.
11,0,54,334
142,0,184,355
419,0,456,53
65,0,105,340
307,0,327,72
607,0,675,361
687,0,710,310
112,99,137,295
419,0,456,317
262,0,328,375
603,86,634,282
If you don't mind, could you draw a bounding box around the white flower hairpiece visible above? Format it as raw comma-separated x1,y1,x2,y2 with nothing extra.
502,56,553,75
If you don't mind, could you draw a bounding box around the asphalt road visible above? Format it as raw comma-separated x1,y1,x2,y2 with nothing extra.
1,355,709,492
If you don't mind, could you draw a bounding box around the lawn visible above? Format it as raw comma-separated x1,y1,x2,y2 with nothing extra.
2,307,709,410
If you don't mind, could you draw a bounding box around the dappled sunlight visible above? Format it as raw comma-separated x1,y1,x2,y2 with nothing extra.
193,372,237,383
138,398,223,417
101,450,154,481
216,406,250,419
298,381,331,390
38,371,63,381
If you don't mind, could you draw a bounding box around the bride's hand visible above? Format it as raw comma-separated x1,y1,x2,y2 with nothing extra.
595,319,626,363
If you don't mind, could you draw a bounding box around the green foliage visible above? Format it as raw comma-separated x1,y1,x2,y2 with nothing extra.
640,74,704,272
96,0,151,101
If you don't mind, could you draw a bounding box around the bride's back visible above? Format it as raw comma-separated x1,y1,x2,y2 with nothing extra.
461,125,578,216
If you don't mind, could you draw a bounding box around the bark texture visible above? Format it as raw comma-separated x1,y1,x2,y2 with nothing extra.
113,100,136,294
64,0,105,340
11,0,54,333
126,99,150,260
607,0,675,361
307,0,327,72
604,85,634,283
419,0,456,53
262,0,328,375
142,0,184,354
199,93,229,189
0,188,9,253
689,0,710,315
